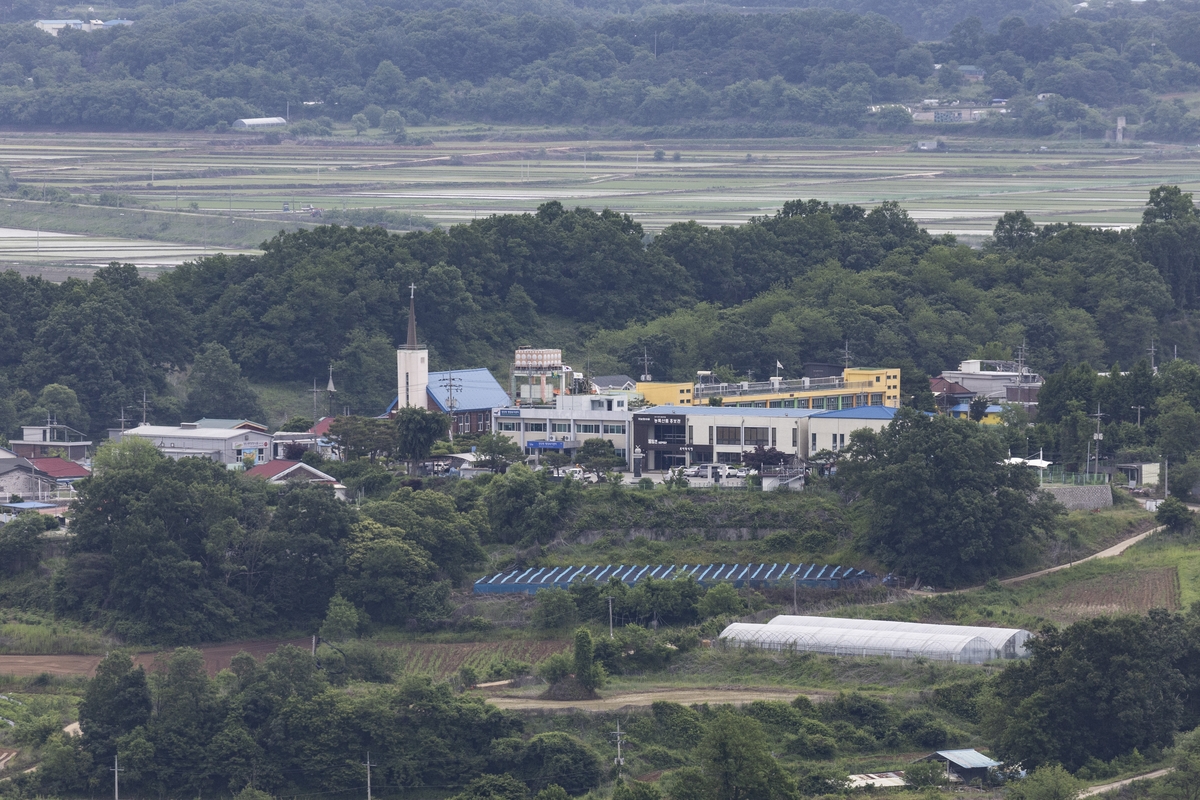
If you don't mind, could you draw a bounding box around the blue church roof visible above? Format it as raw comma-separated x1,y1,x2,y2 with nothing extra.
383,368,511,415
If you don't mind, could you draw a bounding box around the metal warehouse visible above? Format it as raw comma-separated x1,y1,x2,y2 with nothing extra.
719,618,1030,664
767,615,1032,659
474,562,876,595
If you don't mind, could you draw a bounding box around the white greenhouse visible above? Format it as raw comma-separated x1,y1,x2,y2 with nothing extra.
766,615,1032,659
719,621,1020,664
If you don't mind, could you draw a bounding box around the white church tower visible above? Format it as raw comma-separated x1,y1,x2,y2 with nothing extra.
396,284,428,409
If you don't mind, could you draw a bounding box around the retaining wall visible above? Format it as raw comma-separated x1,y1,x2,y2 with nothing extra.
1042,484,1113,511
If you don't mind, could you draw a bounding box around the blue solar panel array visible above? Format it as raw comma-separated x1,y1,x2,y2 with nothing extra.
473,563,876,595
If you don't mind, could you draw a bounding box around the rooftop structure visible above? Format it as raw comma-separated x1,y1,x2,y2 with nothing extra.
475,562,876,595
693,367,901,410
7,424,91,461
192,418,268,432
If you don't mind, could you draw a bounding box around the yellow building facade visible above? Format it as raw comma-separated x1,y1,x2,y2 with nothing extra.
694,368,901,410
637,382,695,406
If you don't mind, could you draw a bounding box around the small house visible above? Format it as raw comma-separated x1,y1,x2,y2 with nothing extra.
916,750,1001,785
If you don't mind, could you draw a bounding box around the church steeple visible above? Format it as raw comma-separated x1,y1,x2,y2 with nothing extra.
404,283,418,349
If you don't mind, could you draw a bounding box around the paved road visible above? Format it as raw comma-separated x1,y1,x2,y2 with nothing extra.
485,686,823,711
1081,768,1172,796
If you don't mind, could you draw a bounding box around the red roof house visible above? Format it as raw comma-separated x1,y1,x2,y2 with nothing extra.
244,460,347,500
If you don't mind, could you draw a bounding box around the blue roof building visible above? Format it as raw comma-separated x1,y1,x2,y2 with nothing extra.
384,367,511,437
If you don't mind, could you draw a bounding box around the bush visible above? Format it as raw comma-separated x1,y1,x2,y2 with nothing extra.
697,583,744,618
532,588,578,630
904,760,949,788
536,651,573,684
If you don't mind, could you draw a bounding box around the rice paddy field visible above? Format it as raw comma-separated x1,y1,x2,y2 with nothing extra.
2,125,1200,270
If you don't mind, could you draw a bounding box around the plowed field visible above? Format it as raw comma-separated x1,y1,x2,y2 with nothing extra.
386,640,568,679
1025,567,1180,624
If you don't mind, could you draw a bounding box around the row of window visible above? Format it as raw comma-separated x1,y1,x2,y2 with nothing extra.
496,421,626,435
812,432,847,451
735,393,886,409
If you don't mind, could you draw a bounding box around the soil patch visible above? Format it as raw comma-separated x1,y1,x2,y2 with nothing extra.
487,686,817,712
538,677,599,701
1024,567,1180,624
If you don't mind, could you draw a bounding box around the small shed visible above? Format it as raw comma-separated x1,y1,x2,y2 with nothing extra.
917,750,1002,784
232,117,288,128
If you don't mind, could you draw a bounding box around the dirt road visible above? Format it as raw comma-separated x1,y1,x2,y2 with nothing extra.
0,637,313,679
485,686,817,711
999,525,1164,587
1080,768,1172,796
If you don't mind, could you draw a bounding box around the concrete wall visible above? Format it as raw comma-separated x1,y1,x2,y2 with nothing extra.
1042,484,1113,511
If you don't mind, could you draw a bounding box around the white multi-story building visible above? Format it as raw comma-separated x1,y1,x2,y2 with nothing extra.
492,394,633,466
631,405,899,470
116,423,273,466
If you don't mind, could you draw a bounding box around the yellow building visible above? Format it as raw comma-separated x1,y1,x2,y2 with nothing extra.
637,382,695,406
694,368,901,410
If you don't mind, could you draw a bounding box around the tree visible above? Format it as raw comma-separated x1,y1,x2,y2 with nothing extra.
319,594,360,641
697,583,745,619
362,104,383,127
279,416,314,432
452,774,530,800
0,512,48,574
573,627,602,692
328,416,394,462
1152,727,1200,800
903,761,949,788
1144,185,1199,224
613,780,663,800
992,210,1038,250
351,113,369,134
394,406,449,473
79,652,151,765
842,408,1064,586
184,342,263,422
576,437,624,477
476,431,524,473
517,732,602,795
381,110,404,134
1157,496,1194,530
969,394,990,422
741,445,787,469
697,712,798,800
1007,766,1083,800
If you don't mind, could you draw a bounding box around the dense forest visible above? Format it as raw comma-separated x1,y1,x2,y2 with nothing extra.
1,0,1200,136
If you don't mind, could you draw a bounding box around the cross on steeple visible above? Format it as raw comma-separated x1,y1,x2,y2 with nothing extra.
404,283,419,349
409,283,416,299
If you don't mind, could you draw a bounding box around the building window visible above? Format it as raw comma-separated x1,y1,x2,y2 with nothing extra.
812,397,825,410
717,452,741,464
840,433,846,448
792,428,798,447
769,400,782,408
771,428,777,447
525,422,547,432
498,421,519,432
552,423,571,433
870,393,883,406
715,426,741,445
797,398,809,409
576,423,601,435
603,424,626,434
614,448,626,459
842,395,855,408
744,427,770,446
708,426,714,445
654,424,685,444
832,433,838,451
687,425,693,444
477,418,486,432
812,432,817,450
691,450,713,463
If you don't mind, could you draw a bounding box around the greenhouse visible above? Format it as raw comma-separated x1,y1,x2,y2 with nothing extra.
766,615,1032,659
718,622,1004,664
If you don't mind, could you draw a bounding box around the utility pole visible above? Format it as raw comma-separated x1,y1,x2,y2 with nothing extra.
140,390,149,425
1089,403,1105,479
311,378,321,424
611,722,626,780
793,575,797,614
111,755,123,800
363,752,376,800
1149,337,1158,372
842,340,853,369
607,596,614,639
1131,405,1145,427
640,347,653,382
439,371,462,442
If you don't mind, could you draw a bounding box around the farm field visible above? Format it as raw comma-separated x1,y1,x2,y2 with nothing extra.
1018,566,1181,624
382,639,569,680
2,127,1200,270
